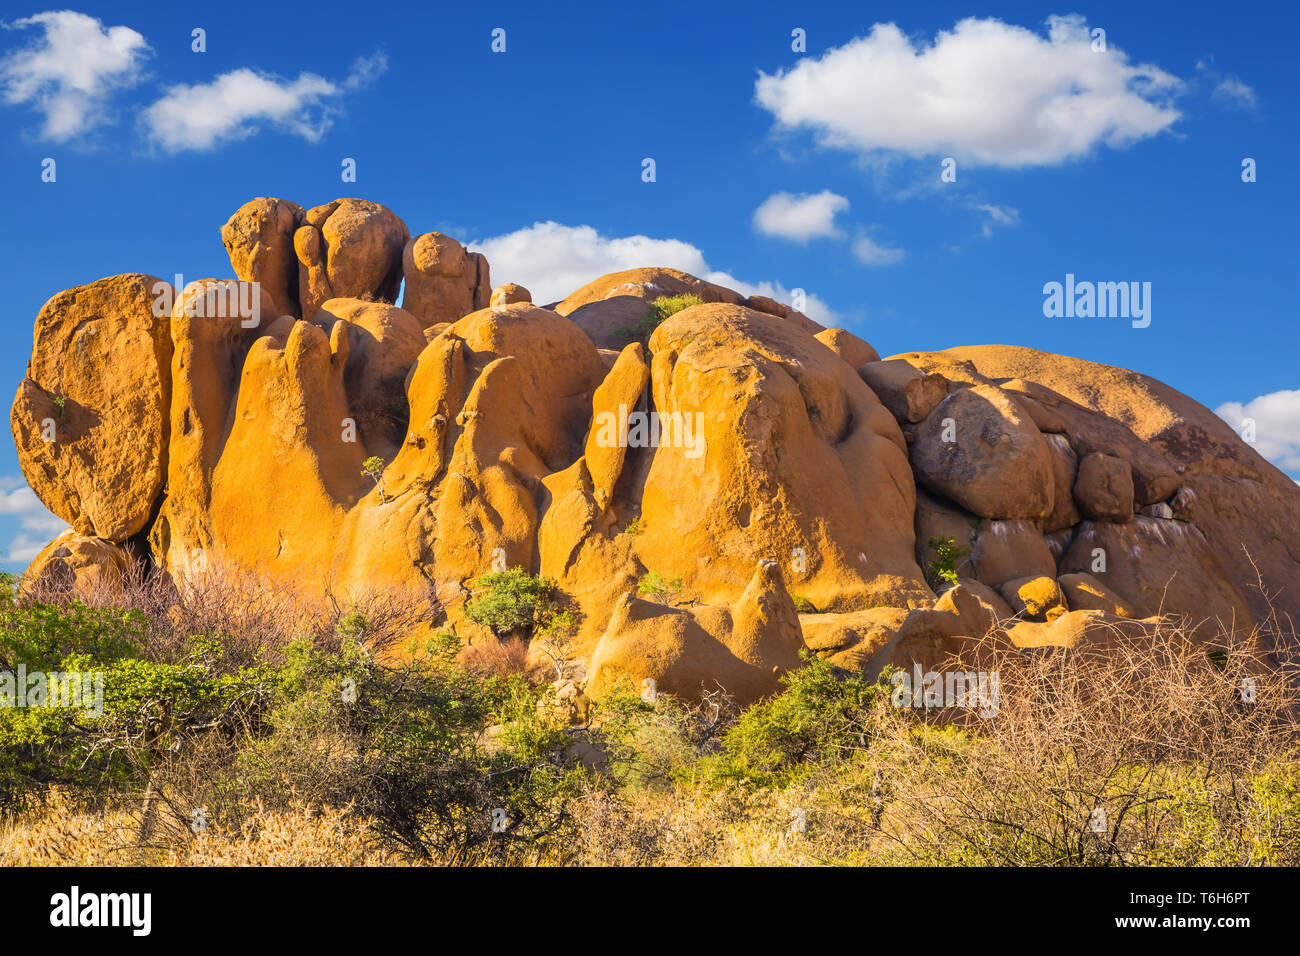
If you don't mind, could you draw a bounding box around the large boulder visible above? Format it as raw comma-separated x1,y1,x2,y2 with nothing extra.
402,232,490,328
969,518,1056,588
330,303,607,610
934,344,1298,638
23,529,130,595
814,328,879,368
1059,571,1146,618
221,198,305,318
295,199,409,319
911,384,1054,520
1042,433,1082,532
1073,452,1135,522
149,279,278,579
859,360,948,424
11,273,172,542
635,303,931,611
1059,518,1253,638
310,298,427,459
584,560,804,704
552,267,745,349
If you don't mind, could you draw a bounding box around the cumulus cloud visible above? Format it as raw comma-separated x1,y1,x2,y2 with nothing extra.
1215,390,1300,477
0,10,150,140
468,221,837,323
0,478,67,565
142,53,386,152
851,234,905,266
753,190,849,241
755,14,1182,167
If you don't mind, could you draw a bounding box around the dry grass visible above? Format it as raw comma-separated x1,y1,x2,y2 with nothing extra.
22,557,435,666
5,558,1299,866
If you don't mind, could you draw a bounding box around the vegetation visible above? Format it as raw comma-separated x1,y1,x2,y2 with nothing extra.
790,594,817,613
1,571,1298,866
925,535,967,591
463,569,570,640
636,570,684,604
361,456,387,503
614,293,705,346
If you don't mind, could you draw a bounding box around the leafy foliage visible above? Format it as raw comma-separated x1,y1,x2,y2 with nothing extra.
614,293,705,346
636,570,684,603
925,535,967,591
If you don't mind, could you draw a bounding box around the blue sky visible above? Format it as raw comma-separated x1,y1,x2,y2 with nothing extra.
0,1,1296,565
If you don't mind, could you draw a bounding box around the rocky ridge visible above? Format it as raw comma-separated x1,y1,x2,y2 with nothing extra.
13,196,1299,704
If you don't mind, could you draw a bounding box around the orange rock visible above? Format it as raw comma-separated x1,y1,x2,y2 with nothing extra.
1073,452,1135,522
999,575,1069,621
11,274,172,542
295,199,409,318
221,197,305,318
311,298,426,459
911,384,1055,520
969,518,1056,588
1059,571,1146,618
489,283,531,308
860,359,949,424
1059,518,1253,638
814,327,879,367
149,279,278,578
637,302,931,611
554,267,745,349
584,560,804,704
24,529,129,595
402,232,490,328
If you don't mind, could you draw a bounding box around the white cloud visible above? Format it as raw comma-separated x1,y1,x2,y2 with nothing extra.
0,10,150,141
1215,390,1300,476
1212,77,1257,110
755,15,1182,168
851,234,905,266
753,190,849,241
142,54,386,152
0,483,67,534
468,221,837,323
0,480,67,565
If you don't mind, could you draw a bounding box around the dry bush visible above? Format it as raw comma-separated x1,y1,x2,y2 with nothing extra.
459,636,530,678
20,557,435,667
864,616,1300,866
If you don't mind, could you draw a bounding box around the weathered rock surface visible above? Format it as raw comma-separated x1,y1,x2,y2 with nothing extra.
221,198,305,318
911,384,1054,520
11,273,172,541
402,232,490,328
12,198,1300,705
295,199,409,319
25,529,130,594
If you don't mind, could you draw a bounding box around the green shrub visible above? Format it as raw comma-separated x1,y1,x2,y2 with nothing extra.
705,652,882,787
614,293,705,345
790,594,817,613
463,569,565,639
925,536,967,591
637,571,684,603
228,635,586,862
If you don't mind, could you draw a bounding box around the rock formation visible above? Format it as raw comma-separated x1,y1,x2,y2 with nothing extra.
10,196,1299,704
